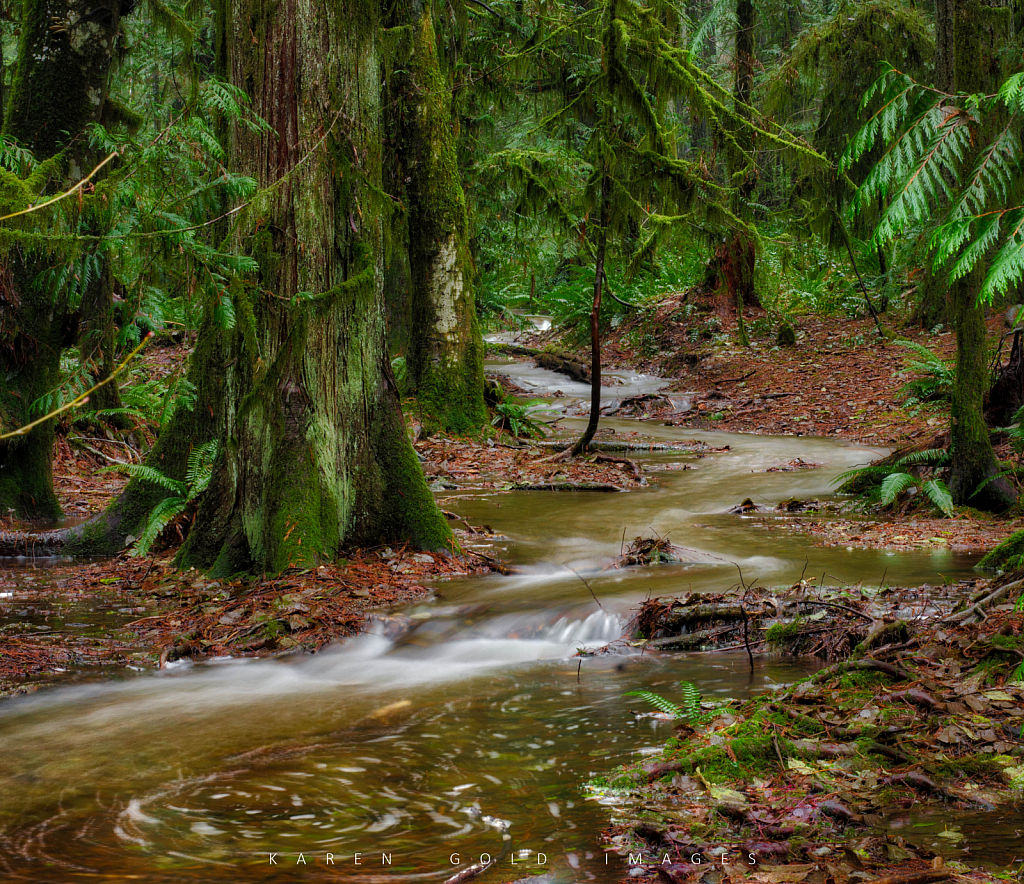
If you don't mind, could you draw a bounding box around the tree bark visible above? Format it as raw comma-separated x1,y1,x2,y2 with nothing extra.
570,172,610,457
176,0,450,574
387,1,487,434
0,0,130,520
712,0,759,340
947,0,1015,510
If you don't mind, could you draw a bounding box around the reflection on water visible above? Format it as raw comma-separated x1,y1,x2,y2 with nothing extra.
881,806,1024,869
0,381,990,882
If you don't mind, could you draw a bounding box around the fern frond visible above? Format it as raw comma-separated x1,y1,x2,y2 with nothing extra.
132,497,187,557
185,441,218,496
981,209,1024,302
678,681,702,721
624,690,684,718
880,471,916,505
832,464,896,487
894,448,949,468
100,463,187,495
922,478,954,517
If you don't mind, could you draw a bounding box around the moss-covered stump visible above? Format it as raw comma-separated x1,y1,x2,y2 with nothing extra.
593,602,1024,882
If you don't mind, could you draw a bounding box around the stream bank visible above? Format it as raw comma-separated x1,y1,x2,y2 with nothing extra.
0,354,1020,883
595,575,1024,884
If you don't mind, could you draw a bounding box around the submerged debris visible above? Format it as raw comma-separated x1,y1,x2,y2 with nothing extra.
618,535,685,566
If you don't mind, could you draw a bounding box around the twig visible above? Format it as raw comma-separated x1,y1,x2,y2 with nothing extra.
740,601,754,673
799,599,873,622
566,566,605,611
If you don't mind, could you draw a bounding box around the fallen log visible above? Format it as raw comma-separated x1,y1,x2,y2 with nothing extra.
0,529,68,557
535,351,591,384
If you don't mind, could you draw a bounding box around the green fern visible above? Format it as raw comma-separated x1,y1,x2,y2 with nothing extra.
880,471,915,505
922,479,954,517
895,341,954,403
101,442,218,556
894,448,950,468
846,65,1024,303
132,496,187,556
678,681,703,721
624,690,684,718
624,680,709,723
101,462,186,495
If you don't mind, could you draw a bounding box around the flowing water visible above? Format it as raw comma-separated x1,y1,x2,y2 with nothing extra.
0,361,988,882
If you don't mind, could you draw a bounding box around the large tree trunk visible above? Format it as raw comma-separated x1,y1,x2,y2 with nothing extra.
0,0,129,521
387,1,486,434
948,0,1015,510
176,0,450,574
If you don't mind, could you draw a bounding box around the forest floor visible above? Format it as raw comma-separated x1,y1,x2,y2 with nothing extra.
3,303,1024,880
594,572,1024,884
493,299,1023,555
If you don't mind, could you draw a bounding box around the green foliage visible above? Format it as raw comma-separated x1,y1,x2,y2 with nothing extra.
625,680,710,724
834,447,955,517
844,66,1024,303
895,341,955,403
101,441,218,556
979,528,1024,573
1004,404,1024,460
491,398,547,439
623,689,684,718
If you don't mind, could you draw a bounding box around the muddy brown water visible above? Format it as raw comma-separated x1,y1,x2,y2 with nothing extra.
0,362,998,882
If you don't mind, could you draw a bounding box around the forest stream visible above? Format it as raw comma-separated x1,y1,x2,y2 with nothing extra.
0,360,993,883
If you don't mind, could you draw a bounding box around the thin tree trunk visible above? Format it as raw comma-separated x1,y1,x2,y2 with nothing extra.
570,173,610,457
715,0,758,343
947,0,1015,510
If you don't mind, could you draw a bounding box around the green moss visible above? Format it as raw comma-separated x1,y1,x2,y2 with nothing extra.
659,713,792,783
765,617,804,647
933,754,1006,780
836,670,888,690
989,633,1024,650
978,529,1024,572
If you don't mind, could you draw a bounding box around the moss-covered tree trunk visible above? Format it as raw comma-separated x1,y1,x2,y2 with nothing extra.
176,0,450,574
948,0,1015,510
0,0,130,520
715,0,759,343
570,171,610,457
387,1,487,434
63,310,225,555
